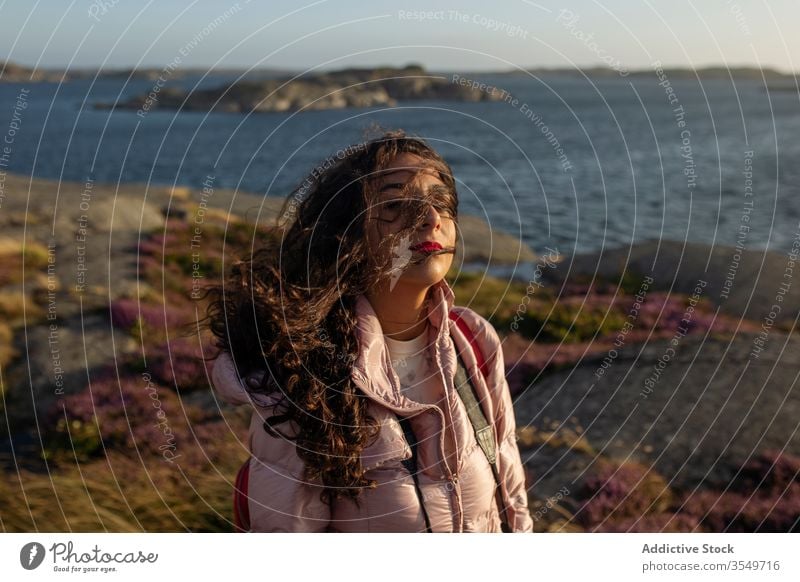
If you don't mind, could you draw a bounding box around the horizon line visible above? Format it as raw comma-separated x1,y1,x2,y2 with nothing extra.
2,59,799,76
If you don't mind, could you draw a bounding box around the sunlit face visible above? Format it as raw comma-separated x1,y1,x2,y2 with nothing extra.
365,153,457,292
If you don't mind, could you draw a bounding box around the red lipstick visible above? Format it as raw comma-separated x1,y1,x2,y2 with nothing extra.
409,241,443,253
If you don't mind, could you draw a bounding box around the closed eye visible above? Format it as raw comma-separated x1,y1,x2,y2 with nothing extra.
379,182,406,192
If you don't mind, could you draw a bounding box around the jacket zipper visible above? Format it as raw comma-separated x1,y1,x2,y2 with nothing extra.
432,337,463,532
384,348,461,532
384,364,450,469
352,330,464,532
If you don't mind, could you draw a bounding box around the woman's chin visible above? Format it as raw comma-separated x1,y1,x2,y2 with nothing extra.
396,261,450,289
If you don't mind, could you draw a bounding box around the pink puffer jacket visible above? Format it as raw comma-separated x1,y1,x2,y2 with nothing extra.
211,278,533,532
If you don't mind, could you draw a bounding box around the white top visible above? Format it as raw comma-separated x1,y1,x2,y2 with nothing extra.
384,327,442,405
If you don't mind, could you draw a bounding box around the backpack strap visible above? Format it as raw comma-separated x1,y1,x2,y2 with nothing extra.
396,310,513,533
449,310,489,378
397,417,433,532
449,310,513,533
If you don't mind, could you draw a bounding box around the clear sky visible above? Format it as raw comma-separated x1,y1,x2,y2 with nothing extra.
1,0,798,73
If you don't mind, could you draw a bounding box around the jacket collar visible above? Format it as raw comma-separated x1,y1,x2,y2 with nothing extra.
351,278,455,410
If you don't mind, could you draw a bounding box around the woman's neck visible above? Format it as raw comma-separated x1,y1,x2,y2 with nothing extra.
366,282,431,341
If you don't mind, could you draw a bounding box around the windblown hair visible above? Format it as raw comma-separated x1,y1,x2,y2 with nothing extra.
204,129,458,505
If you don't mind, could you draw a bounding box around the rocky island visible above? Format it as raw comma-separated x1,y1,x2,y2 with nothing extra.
99,64,504,114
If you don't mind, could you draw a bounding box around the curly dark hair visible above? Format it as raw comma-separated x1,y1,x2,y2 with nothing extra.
204,128,459,505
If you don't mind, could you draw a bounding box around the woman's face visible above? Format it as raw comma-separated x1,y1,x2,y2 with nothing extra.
365,152,457,292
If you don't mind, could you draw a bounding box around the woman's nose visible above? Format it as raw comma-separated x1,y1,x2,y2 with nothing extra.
421,203,442,230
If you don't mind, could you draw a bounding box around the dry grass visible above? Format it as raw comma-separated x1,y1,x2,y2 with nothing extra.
0,237,50,268
0,321,16,370
170,186,192,201
1,448,247,532
517,424,596,456
0,290,40,322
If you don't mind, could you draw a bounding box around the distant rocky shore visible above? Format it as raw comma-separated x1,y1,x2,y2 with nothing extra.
98,65,504,114
0,61,68,83
3,60,797,85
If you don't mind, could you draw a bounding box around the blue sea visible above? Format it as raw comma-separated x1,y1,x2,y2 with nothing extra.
1,72,798,256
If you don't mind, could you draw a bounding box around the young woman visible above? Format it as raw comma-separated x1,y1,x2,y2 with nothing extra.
207,130,533,532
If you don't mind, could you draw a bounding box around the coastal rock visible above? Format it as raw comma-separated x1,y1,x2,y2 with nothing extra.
455,214,538,267
542,238,800,324
101,65,504,114
514,332,800,498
